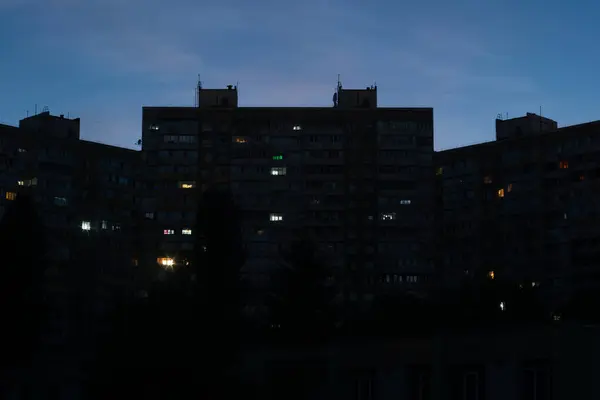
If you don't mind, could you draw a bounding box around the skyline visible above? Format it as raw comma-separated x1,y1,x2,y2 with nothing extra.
2,0,600,150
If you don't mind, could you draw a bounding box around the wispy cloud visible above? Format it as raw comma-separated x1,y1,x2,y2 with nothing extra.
1,0,540,149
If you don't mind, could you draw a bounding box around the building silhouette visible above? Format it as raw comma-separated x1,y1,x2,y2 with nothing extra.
0,111,143,397
435,112,600,308
140,82,435,315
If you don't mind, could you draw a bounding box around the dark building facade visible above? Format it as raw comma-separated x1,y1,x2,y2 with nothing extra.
0,112,144,396
141,83,435,313
436,112,600,304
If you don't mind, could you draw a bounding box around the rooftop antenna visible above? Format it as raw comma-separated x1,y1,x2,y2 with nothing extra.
337,74,342,91
35,104,37,115
194,74,204,107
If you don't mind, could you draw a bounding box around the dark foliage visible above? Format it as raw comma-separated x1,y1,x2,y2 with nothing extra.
194,186,245,393
367,292,436,336
90,187,245,399
267,237,336,344
89,268,200,400
561,288,600,323
0,194,46,371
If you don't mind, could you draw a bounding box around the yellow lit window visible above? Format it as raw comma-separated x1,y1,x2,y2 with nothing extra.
17,180,24,186
178,181,196,189
484,176,492,184
157,257,175,269
234,137,247,144
5,192,16,201
559,161,569,169
497,188,504,198
488,271,495,280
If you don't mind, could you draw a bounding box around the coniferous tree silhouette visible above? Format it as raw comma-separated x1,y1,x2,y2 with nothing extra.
0,194,46,372
267,236,335,345
195,185,245,398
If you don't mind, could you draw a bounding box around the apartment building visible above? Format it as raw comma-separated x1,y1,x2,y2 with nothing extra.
141,82,435,309
0,112,144,392
436,112,600,302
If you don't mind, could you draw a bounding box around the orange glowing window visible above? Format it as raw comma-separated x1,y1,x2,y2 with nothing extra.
559,161,569,169
488,271,495,280
497,189,505,198
157,257,175,268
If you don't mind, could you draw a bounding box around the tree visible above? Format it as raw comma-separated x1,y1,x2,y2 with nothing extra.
194,186,245,397
0,194,46,371
267,236,336,345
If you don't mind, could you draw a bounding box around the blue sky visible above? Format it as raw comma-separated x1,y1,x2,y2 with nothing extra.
1,0,599,150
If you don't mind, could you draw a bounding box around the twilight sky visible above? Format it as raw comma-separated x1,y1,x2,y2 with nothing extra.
1,0,599,150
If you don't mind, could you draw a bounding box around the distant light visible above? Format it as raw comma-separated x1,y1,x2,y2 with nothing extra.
157,257,175,269
273,155,284,161
81,221,91,231
292,125,302,131
488,271,495,280
499,301,505,311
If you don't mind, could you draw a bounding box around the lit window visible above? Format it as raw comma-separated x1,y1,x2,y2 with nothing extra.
532,281,540,287
233,137,247,144
553,314,561,321
488,271,495,280
53,197,68,206
559,161,569,169
18,178,38,187
256,229,265,235
101,220,108,230
497,188,505,198
178,181,196,189
182,229,192,235
112,223,121,231
272,155,284,161
400,199,411,205
507,183,513,193
5,192,16,201
436,167,443,176
271,167,286,176
292,125,302,131
380,212,396,221
564,213,568,220
499,301,505,311
269,213,283,222
81,221,91,231
157,257,175,269
164,229,175,235
17,148,26,153
484,176,492,184
150,124,160,131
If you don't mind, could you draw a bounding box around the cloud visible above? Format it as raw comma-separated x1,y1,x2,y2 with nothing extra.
2,0,540,148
